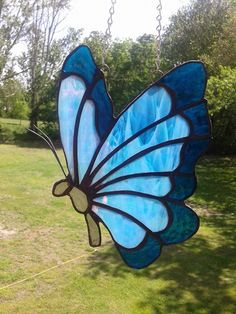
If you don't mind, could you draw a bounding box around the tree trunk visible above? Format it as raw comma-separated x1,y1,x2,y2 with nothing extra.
29,106,38,131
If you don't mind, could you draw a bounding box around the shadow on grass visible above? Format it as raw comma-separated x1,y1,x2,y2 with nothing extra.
192,156,236,212
83,156,236,313
84,233,235,313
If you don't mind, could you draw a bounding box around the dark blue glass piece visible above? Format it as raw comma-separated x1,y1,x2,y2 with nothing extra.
62,45,97,85
179,139,209,173
90,79,114,138
161,202,199,244
117,235,161,269
183,102,210,136
159,62,206,110
169,175,196,200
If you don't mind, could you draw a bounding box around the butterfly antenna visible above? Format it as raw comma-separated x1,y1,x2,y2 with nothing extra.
33,125,58,154
27,126,67,178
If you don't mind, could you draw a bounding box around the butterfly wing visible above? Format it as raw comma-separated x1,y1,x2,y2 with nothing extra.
88,62,210,268
57,45,114,184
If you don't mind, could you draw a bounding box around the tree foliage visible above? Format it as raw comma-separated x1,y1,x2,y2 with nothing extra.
207,66,236,153
0,0,235,153
19,0,82,129
162,0,233,71
0,78,28,119
0,0,33,81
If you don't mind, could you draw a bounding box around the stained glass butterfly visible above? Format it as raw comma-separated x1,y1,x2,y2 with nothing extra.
51,45,210,269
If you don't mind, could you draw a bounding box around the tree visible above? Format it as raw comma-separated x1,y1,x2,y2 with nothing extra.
20,0,82,130
161,0,232,71
0,0,34,81
0,78,28,119
207,66,236,153
84,31,105,66
83,33,161,114
208,10,236,70
108,34,158,114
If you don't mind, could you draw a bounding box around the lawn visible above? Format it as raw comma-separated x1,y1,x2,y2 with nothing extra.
0,144,235,314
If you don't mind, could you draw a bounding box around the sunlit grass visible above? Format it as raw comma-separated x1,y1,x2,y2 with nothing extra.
0,118,29,127
0,144,235,314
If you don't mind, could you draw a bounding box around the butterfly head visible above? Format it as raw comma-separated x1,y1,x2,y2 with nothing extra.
52,179,88,213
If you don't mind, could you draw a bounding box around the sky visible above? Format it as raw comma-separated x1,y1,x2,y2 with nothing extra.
60,0,190,40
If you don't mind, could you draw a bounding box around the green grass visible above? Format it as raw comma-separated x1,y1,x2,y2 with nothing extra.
0,118,29,143
0,144,235,314
0,118,29,127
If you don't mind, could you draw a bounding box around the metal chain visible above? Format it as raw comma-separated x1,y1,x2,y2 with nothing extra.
102,0,117,67
156,0,162,72
101,0,162,72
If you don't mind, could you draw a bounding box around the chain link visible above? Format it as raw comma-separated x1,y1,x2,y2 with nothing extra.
102,0,117,67
156,0,162,72
101,0,162,72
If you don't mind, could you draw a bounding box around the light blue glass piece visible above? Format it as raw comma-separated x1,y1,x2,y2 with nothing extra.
58,75,86,179
92,86,172,170
94,143,183,185
93,115,189,183
99,176,171,197
94,194,168,232
78,100,100,182
92,205,146,248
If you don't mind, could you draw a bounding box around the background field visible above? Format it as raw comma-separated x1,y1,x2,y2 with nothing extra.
0,144,235,314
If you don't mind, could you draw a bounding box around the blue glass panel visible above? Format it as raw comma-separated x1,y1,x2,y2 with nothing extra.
93,115,189,182
94,194,168,232
90,79,114,138
95,143,183,185
58,75,86,179
161,202,199,244
78,100,100,182
169,175,196,200
183,102,210,136
92,205,146,248
92,86,172,170
99,176,171,197
118,235,161,269
159,62,206,110
63,45,96,85
179,140,209,173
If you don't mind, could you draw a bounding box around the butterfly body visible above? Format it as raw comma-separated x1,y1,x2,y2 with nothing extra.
54,44,211,268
